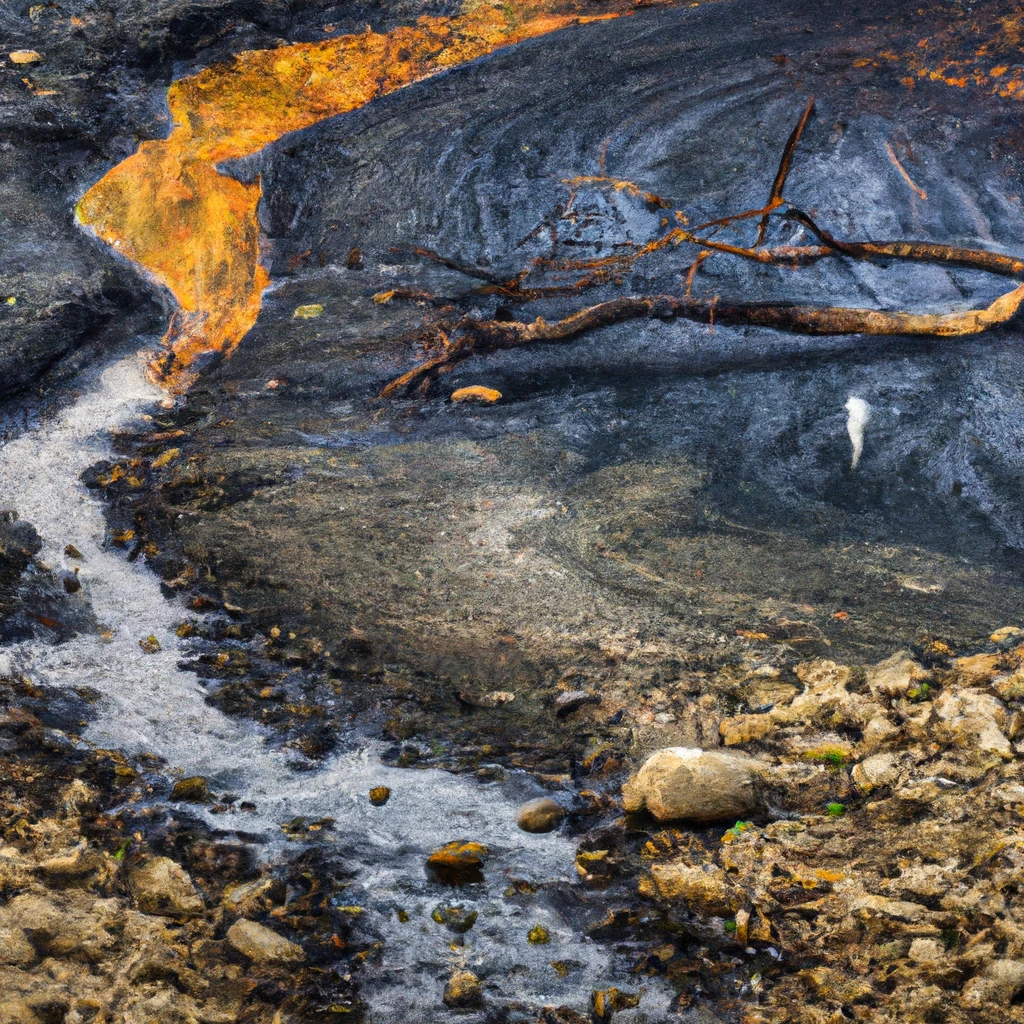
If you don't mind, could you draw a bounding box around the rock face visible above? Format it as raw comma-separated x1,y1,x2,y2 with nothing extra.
517,798,565,833
128,857,205,919
622,748,759,823
226,919,305,963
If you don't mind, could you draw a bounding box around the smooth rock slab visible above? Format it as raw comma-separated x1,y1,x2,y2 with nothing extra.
227,919,305,963
621,747,758,823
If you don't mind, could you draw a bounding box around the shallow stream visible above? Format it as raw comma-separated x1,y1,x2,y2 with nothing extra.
0,351,673,1020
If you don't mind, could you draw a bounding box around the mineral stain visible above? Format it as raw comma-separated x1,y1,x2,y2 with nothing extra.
74,0,651,392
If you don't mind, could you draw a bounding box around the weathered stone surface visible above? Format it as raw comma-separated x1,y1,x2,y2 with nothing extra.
226,919,305,963
517,797,565,833
622,748,758,823
851,753,900,795
168,776,210,803
128,857,205,919
639,863,742,917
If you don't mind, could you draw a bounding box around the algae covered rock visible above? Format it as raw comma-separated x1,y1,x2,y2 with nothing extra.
621,748,759,823
444,969,483,1008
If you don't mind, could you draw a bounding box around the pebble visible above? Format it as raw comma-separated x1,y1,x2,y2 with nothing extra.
443,970,482,1007
426,840,488,885
621,747,759,823
369,786,391,806
226,919,305,963
517,797,565,833
450,386,501,404
169,776,210,803
555,690,600,717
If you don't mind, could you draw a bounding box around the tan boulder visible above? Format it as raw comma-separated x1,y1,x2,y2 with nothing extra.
128,857,205,919
851,753,900,794
226,919,305,963
622,748,758,823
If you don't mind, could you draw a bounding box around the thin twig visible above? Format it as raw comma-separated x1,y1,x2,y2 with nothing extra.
757,96,815,245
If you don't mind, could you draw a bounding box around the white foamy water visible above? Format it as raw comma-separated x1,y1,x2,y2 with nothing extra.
0,352,672,1021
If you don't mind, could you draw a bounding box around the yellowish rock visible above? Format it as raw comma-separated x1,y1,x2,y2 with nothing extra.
451,385,501,404
622,747,758,823
443,970,482,1007
226,918,305,963
639,862,742,917
292,303,324,319
128,857,205,918
9,50,42,64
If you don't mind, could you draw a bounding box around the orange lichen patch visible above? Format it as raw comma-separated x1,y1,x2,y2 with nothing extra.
451,385,502,404
77,142,267,391
76,0,652,391
877,10,1024,103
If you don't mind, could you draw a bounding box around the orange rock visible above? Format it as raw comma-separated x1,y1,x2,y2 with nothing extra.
426,840,488,885
451,386,502,404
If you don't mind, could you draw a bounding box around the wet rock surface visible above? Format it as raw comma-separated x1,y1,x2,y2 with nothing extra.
0,677,365,1022
5,0,1024,1021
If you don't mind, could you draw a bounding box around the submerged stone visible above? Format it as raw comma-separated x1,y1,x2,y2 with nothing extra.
517,797,565,833
426,841,488,885
227,918,305,963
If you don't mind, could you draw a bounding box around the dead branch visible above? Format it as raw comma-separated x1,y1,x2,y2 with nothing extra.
379,98,1024,398
379,281,1024,396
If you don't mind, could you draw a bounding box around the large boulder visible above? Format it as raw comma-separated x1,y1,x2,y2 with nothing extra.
621,748,759,823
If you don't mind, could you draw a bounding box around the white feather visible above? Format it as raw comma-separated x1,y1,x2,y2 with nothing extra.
845,397,871,470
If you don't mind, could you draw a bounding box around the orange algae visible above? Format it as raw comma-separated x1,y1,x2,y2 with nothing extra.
76,0,649,391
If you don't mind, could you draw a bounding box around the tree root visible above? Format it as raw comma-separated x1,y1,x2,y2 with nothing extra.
379,98,1024,398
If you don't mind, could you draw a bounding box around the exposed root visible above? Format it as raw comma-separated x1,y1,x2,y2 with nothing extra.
380,98,1024,398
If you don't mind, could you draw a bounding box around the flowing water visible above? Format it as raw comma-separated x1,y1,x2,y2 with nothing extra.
0,350,674,1020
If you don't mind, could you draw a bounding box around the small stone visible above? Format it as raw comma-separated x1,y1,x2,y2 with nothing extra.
592,987,640,1019
64,543,84,560
0,926,36,966
443,970,482,1008
426,840,487,885
431,904,478,933
128,857,205,918
221,876,282,916
451,386,501,404
909,938,945,963
139,634,161,654
555,690,600,717
621,747,759,823
528,924,550,944
293,303,324,319
169,776,210,803
9,50,42,64
227,918,305,963
517,797,565,833
990,626,1024,643
369,786,391,806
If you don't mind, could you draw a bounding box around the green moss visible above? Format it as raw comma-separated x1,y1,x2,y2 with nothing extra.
827,802,846,818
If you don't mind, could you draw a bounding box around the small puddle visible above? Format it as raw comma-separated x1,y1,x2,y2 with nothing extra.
0,352,673,1020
